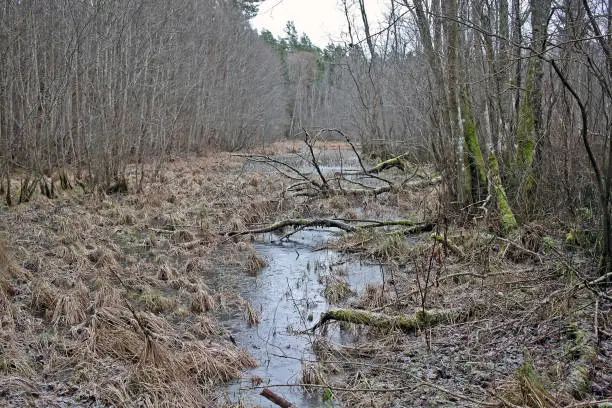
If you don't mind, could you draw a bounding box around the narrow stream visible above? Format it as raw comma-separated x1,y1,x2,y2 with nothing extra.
212,229,383,407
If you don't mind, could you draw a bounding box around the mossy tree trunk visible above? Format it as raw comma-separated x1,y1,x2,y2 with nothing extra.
461,85,488,201
488,153,518,233
515,0,552,214
516,59,536,204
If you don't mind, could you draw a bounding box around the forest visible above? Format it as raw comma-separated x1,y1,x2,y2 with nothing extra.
0,0,610,407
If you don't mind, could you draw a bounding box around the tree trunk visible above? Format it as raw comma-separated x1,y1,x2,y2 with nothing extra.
489,153,518,233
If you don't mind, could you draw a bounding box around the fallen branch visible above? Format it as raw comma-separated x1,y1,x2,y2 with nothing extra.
366,153,409,174
227,218,434,237
227,218,356,236
430,233,466,260
260,387,296,408
237,136,440,198
310,307,464,333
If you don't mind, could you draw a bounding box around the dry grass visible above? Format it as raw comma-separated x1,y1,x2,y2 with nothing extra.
301,362,328,387
359,283,391,309
191,284,216,313
324,277,353,303
0,152,280,407
0,146,608,407
243,300,261,325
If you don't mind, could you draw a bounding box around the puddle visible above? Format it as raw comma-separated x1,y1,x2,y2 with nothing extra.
211,229,382,407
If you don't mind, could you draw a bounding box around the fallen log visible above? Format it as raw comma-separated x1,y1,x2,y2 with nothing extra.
227,218,435,237
310,307,464,333
260,387,296,408
227,218,356,236
367,154,409,174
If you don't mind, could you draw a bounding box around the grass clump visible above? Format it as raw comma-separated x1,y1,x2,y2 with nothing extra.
324,277,352,303
504,358,558,408
133,288,175,313
191,285,216,313
301,362,328,387
359,283,390,309
243,300,261,325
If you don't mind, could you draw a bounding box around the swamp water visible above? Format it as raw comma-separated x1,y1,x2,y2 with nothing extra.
210,229,383,407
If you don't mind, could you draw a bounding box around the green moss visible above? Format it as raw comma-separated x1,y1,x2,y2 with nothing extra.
517,61,536,170
461,88,487,187
542,236,555,254
488,154,517,233
320,308,460,332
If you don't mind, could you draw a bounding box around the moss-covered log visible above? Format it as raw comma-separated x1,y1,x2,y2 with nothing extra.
564,325,597,399
488,153,518,233
367,154,408,174
311,308,463,332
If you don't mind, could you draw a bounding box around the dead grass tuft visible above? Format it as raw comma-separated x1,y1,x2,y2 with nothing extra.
243,300,261,325
185,258,211,275
324,277,353,303
246,252,268,275
180,342,257,382
501,358,564,408
134,288,175,313
192,315,217,339
191,285,216,313
30,281,59,319
51,291,88,327
171,229,195,244
301,362,328,387
87,247,118,268
359,283,390,309
368,232,411,261
0,241,29,281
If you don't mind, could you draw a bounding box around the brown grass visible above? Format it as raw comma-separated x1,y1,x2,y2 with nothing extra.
191,285,216,313
359,283,391,309
324,277,353,303
0,146,606,407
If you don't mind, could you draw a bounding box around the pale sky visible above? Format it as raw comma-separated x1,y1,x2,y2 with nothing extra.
250,0,387,47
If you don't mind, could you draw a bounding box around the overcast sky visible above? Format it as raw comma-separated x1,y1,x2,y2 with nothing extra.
250,0,386,47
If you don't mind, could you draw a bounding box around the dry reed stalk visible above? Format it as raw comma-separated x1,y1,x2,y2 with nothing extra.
191,285,216,313
243,300,261,325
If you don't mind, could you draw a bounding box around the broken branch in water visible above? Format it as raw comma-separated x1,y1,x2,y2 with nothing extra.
260,387,296,408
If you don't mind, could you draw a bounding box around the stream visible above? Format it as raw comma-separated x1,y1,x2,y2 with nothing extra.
211,229,383,407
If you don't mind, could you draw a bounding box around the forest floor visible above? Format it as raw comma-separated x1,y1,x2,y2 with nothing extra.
0,141,610,407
